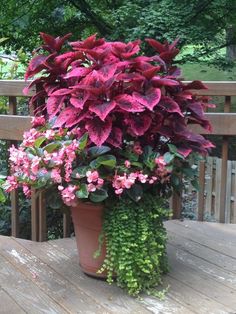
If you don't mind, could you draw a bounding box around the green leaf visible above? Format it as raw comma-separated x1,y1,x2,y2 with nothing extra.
164,152,175,164
76,184,89,198
131,161,143,168
89,188,108,202
90,155,116,168
72,166,90,179
34,136,46,148
168,144,178,154
78,133,88,150
191,179,199,190
46,191,63,209
44,142,61,153
171,174,181,190
126,184,143,202
88,146,111,157
0,189,6,203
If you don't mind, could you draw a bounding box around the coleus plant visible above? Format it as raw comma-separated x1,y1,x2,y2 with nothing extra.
24,33,214,157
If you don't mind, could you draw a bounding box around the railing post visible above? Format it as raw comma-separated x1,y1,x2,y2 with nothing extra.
219,96,231,223
197,160,205,221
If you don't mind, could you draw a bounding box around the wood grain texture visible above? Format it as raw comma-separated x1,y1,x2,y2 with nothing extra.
1,218,236,313
0,115,31,140
0,80,34,96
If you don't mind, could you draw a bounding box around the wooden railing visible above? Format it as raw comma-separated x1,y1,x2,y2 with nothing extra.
0,80,236,241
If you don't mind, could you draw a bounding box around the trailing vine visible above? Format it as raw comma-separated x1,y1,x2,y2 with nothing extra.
97,194,170,296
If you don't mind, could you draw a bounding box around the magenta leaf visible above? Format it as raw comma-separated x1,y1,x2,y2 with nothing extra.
64,67,91,79
151,77,179,87
115,95,144,112
25,55,48,79
128,114,152,136
89,100,116,120
50,88,72,96
47,96,66,117
86,117,112,146
107,127,123,147
145,39,165,53
159,96,183,116
184,80,208,90
53,107,79,128
70,92,88,109
133,88,161,111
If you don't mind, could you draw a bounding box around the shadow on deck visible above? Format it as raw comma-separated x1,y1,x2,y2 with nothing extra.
0,220,235,314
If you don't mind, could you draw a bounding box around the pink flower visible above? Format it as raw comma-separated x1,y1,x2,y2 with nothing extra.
31,157,41,175
23,185,31,197
115,188,123,195
86,170,99,183
45,129,55,139
31,116,45,128
133,142,143,155
155,156,166,169
51,169,62,183
97,178,104,188
61,185,77,207
88,183,96,192
138,173,148,183
4,176,18,192
124,160,131,168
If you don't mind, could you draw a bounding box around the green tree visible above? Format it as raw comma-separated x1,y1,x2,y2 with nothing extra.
1,0,236,65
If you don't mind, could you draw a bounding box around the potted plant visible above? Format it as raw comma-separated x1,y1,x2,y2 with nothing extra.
3,33,213,296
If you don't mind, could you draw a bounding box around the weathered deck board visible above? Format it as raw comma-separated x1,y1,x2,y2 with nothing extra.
0,220,235,313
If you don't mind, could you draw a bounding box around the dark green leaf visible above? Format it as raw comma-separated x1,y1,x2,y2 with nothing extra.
90,155,116,168
167,144,177,154
89,188,108,202
88,146,111,157
164,152,175,164
126,184,143,202
78,133,88,150
76,184,89,198
72,166,90,179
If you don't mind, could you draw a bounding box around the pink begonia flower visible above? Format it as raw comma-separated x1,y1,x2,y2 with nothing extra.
61,185,77,207
133,142,143,155
115,188,123,195
86,170,99,183
138,173,148,183
88,183,96,192
149,176,158,184
51,169,62,183
45,129,55,139
31,116,45,128
124,160,131,168
4,176,18,192
23,185,31,197
31,157,41,175
97,178,104,186
22,128,39,146
155,156,166,169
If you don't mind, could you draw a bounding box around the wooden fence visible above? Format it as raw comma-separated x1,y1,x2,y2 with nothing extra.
0,80,236,241
197,156,236,223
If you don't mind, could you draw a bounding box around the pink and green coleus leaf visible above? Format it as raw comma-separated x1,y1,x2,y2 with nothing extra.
86,117,112,146
133,88,161,111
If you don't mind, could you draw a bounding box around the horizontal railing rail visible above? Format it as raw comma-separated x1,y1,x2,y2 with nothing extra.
0,80,235,241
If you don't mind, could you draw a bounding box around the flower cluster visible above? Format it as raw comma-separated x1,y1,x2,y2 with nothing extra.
4,120,175,207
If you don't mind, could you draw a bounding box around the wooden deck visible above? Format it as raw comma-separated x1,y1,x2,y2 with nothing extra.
0,220,235,314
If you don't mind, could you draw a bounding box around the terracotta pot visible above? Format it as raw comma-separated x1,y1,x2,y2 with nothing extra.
71,202,107,278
